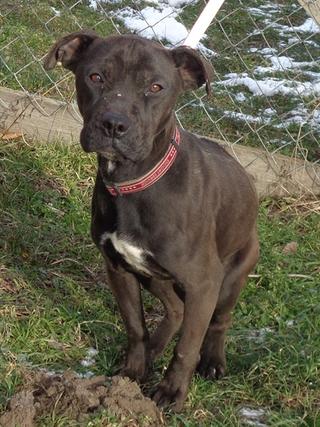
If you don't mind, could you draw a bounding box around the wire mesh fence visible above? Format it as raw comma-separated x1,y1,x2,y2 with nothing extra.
1,0,320,196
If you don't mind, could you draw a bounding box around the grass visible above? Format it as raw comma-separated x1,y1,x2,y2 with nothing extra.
0,137,319,426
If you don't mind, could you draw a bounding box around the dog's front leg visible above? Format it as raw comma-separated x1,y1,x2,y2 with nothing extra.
148,279,184,362
105,263,149,381
153,263,223,411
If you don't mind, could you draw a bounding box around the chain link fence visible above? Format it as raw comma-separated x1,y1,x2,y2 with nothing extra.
1,0,320,197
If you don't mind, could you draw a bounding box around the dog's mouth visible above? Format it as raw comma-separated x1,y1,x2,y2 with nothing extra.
82,142,120,161
81,130,122,161
99,142,133,163
81,123,146,164
99,149,118,161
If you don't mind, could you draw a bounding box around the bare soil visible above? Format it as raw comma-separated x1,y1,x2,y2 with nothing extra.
0,371,163,426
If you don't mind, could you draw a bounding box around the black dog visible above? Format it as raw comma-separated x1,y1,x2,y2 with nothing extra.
45,31,259,411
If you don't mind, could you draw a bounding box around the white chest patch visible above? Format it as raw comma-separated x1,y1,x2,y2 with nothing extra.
100,232,152,275
107,161,115,174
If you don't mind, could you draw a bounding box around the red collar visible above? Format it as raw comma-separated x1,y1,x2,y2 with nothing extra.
106,128,181,196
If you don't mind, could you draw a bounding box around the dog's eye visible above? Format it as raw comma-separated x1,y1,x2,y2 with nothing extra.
89,73,103,83
150,83,163,93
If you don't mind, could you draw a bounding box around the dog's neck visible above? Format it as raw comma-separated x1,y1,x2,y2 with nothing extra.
97,122,177,186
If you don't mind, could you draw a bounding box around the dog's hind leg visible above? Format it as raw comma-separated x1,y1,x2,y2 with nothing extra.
148,279,184,362
197,231,259,380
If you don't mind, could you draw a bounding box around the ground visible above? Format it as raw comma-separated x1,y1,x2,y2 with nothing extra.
0,372,162,427
0,138,319,426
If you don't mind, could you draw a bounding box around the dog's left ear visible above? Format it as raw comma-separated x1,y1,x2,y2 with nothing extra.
171,46,213,95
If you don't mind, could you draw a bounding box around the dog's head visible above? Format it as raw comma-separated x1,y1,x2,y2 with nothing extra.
45,31,212,163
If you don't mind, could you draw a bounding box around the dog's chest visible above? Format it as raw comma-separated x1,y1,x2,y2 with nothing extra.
100,232,152,275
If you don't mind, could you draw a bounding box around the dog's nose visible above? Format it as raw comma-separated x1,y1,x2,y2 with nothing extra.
102,112,130,138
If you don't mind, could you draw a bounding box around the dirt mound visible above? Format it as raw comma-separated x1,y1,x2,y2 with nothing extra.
0,371,163,426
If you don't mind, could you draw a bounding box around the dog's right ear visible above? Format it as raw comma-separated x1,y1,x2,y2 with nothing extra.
44,30,98,72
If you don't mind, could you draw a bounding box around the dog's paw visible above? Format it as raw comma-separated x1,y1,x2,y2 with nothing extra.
120,343,149,382
197,356,226,380
152,374,189,412
153,385,185,412
120,365,146,382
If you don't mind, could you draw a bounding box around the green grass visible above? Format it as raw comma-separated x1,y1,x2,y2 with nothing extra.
0,138,319,426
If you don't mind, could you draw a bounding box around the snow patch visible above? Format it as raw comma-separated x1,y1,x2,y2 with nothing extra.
89,0,121,9
219,73,320,97
77,370,95,378
160,0,192,7
276,106,320,129
115,4,215,55
247,6,278,18
116,6,188,45
255,55,319,75
80,358,95,367
239,407,267,427
264,108,277,116
88,0,98,9
223,110,267,124
234,92,247,102
50,6,61,16
80,347,99,368
286,320,295,327
288,18,320,34
248,47,277,55
265,17,320,37
86,347,99,358
248,327,273,343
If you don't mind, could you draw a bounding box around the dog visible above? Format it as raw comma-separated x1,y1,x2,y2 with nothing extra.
45,31,259,411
